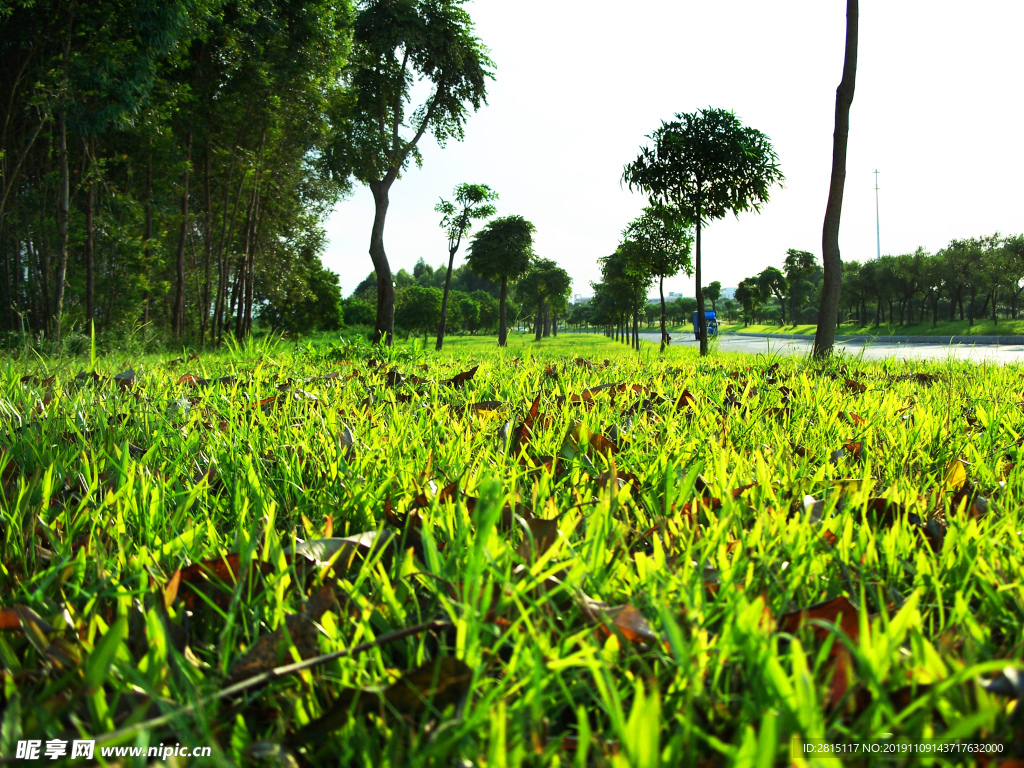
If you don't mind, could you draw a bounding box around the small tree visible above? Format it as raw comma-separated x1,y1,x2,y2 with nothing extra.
735,277,764,326
702,281,721,313
623,108,783,355
757,267,788,325
622,203,693,351
465,216,535,346
329,0,494,345
515,259,571,342
783,249,818,326
434,183,498,350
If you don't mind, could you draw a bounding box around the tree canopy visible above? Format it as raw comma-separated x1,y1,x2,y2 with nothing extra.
327,0,494,345
466,215,535,346
434,183,497,350
623,107,783,355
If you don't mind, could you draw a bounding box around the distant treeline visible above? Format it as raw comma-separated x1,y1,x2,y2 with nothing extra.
0,0,358,347
732,235,1024,327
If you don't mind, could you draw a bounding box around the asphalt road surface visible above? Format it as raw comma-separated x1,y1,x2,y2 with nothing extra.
634,331,1024,363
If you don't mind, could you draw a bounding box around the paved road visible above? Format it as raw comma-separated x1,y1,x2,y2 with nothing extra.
635,332,1024,363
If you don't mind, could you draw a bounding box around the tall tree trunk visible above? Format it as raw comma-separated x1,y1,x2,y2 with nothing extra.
53,111,69,341
659,276,668,352
497,275,509,346
369,175,397,346
172,129,193,337
543,304,550,337
552,310,558,337
215,167,246,344
695,196,707,356
201,144,212,344
633,298,640,350
84,137,95,326
242,189,260,337
534,300,542,341
436,244,458,351
142,153,152,326
813,0,858,359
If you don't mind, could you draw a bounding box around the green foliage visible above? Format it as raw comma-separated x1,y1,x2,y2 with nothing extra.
436,184,498,254
0,0,356,344
330,0,495,184
623,107,784,354
466,215,536,345
395,285,442,338
621,203,693,284
702,280,722,311
622,108,784,226
343,298,376,326
466,216,535,285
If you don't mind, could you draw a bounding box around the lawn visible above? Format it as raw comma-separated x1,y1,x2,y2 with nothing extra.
2,332,1022,766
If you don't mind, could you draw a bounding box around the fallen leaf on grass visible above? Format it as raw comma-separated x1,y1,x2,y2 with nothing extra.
844,377,867,394
113,369,136,389
675,390,696,411
516,517,560,561
0,604,56,635
588,432,617,456
288,657,473,745
944,458,968,492
228,585,340,682
582,601,659,645
777,595,860,709
441,365,479,388
461,400,502,414
177,553,273,610
290,530,396,571
510,394,542,454
840,411,867,427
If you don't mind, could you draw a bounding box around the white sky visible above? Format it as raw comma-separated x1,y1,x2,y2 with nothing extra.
321,0,1024,300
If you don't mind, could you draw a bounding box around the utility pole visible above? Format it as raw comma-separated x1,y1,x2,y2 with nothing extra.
874,169,880,260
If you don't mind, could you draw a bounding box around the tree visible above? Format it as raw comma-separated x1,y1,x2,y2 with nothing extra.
434,183,497,349
395,285,442,340
598,247,652,349
622,203,693,351
623,108,783,356
734,278,764,326
328,0,493,346
757,267,788,325
783,249,818,326
465,215,535,346
343,297,376,326
515,259,571,342
471,290,498,331
813,0,858,358
456,293,480,333
702,281,721,313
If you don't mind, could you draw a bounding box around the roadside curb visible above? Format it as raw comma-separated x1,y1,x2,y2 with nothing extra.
726,332,1024,346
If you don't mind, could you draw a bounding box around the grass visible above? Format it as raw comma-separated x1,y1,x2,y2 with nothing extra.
718,320,1024,337
2,331,1023,766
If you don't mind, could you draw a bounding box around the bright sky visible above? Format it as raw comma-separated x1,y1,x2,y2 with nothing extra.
321,0,1024,300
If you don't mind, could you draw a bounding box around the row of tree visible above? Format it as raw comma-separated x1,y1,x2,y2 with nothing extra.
0,0,363,344
1,0,496,347
733,234,1024,328
349,211,572,345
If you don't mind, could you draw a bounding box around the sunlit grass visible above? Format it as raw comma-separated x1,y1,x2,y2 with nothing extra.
1,334,1021,766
